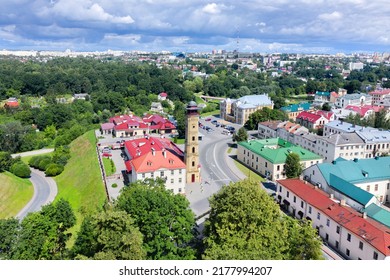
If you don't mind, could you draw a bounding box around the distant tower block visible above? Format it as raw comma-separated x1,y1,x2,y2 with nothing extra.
185,101,201,183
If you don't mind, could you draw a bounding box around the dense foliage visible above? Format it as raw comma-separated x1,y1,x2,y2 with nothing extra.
115,178,198,260
202,179,322,260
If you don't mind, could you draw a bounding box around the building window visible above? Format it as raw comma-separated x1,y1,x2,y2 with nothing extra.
347,233,351,242
279,186,282,192
335,241,339,249
151,172,154,178
178,188,182,192
192,147,195,153
170,178,174,184
359,241,363,250
300,201,304,208
308,206,312,214
142,173,145,179
287,191,290,198
375,184,378,191
373,251,378,260
192,136,195,141
346,249,350,256
293,196,296,203
336,226,340,234
160,171,164,177
326,219,330,227
179,169,182,175
366,185,370,191
317,212,321,220
192,161,195,167
265,162,268,167
325,233,329,241
171,170,174,175
179,178,182,183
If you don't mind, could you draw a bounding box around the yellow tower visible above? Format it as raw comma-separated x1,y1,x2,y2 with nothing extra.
185,101,201,183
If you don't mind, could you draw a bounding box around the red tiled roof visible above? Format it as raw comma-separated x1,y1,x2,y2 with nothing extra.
101,123,115,130
314,110,334,120
296,111,323,123
132,150,185,172
345,105,383,117
5,101,19,107
159,92,168,97
277,179,390,256
369,89,390,95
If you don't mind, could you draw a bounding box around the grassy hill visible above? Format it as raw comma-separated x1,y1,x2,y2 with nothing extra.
54,130,107,241
0,171,33,219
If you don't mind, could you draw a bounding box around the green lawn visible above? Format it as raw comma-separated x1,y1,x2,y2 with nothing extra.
234,159,266,183
102,157,116,176
0,172,33,219
200,110,220,117
54,130,107,244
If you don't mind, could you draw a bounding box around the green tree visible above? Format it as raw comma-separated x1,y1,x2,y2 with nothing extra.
10,161,31,178
115,179,197,260
0,218,19,259
233,127,248,142
202,180,288,259
283,217,323,260
0,151,14,172
72,208,146,260
202,180,322,260
285,152,303,178
244,107,287,130
12,199,75,260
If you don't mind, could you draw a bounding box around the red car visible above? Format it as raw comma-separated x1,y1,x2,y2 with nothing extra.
205,118,211,121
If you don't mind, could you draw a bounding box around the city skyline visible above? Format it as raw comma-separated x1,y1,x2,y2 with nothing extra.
1,0,390,54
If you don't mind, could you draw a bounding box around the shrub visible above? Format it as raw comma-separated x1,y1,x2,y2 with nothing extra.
111,183,118,188
38,158,52,171
45,163,65,176
10,162,31,178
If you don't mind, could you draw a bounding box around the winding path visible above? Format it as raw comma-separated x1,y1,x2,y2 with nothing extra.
12,149,58,219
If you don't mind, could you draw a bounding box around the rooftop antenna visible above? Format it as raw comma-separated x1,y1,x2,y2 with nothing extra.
234,25,240,57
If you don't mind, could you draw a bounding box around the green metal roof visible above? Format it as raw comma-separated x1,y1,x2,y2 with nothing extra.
318,157,390,184
363,203,390,228
238,138,322,164
329,174,374,206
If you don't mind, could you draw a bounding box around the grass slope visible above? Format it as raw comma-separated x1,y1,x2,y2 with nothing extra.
0,172,33,219
54,130,107,241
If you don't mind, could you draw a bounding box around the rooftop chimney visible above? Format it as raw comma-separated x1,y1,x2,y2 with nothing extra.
340,199,346,206
362,212,367,219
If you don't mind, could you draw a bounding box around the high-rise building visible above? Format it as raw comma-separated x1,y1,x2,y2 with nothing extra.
185,101,201,183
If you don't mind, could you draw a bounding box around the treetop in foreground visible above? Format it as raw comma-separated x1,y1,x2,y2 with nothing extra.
202,179,322,260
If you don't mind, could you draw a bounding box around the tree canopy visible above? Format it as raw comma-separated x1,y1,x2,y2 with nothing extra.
115,179,197,260
285,152,303,179
202,179,322,260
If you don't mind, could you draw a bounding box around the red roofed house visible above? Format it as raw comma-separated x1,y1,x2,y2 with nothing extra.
158,92,168,101
123,136,186,194
4,97,19,108
296,111,329,130
276,178,390,260
368,88,390,105
344,105,383,118
143,114,176,135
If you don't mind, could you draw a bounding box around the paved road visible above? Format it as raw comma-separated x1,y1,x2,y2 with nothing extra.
12,149,58,219
16,168,58,219
11,148,54,158
186,116,247,217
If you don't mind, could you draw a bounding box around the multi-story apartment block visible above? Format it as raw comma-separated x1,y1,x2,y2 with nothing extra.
258,120,309,142
123,136,186,194
368,88,390,105
220,94,274,125
276,179,390,260
303,157,390,205
334,93,372,108
237,138,322,181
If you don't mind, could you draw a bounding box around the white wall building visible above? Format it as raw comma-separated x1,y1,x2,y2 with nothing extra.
277,179,390,260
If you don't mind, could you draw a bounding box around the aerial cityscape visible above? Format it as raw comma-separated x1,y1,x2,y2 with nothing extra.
0,0,390,265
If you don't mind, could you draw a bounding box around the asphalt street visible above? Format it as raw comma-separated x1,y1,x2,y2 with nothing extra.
16,168,57,219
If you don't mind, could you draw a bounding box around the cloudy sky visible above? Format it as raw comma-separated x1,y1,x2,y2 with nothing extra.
1,0,390,53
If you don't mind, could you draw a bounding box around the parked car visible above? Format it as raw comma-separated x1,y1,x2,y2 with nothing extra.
205,118,212,121
211,119,217,124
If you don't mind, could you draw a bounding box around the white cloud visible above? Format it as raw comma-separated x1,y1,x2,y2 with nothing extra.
318,11,343,21
202,3,223,14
